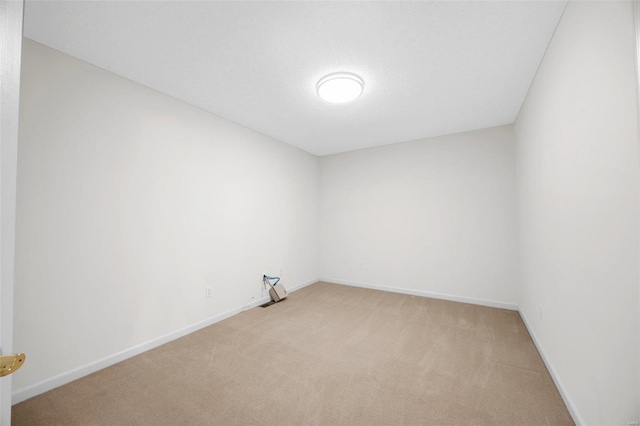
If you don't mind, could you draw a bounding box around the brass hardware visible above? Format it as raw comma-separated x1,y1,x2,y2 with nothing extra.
0,353,25,377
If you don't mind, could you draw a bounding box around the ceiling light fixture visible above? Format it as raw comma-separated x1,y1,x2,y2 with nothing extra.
317,72,364,104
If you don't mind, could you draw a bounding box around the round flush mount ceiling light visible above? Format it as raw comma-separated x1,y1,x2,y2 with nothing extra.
317,72,364,104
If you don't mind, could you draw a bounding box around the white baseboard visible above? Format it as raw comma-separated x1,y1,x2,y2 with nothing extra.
14,277,581,426
285,278,317,293
320,277,519,311
518,309,583,426
12,278,318,405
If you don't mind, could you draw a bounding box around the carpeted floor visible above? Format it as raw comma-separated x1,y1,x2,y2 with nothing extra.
12,282,573,425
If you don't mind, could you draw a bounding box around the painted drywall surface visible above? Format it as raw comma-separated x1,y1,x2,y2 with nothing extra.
319,125,517,305
13,40,319,391
515,1,639,423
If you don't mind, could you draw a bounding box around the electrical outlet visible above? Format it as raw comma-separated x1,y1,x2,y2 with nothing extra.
359,262,365,270
539,305,543,321
205,286,212,299
627,422,638,426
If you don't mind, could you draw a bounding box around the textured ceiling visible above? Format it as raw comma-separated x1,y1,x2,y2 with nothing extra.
23,1,566,156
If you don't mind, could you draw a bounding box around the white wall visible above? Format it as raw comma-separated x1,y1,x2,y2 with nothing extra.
319,125,517,307
13,40,319,393
515,1,639,424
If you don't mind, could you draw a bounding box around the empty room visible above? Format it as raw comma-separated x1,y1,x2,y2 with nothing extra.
0,0,639,425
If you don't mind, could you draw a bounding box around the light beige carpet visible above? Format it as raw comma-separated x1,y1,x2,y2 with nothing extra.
12,282,573,425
